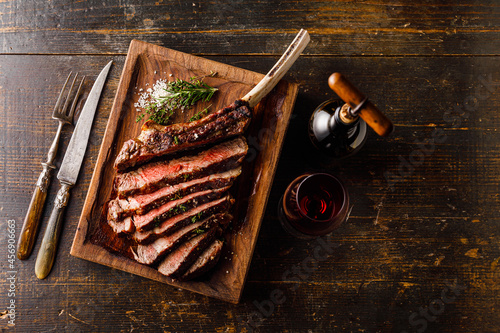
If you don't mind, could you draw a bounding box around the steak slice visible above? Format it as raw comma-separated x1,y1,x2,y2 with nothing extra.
107,216,134,235
133,195,233,244
107,167,241,221
114,137,248,198
110,187,228,235
114,100,252,171
128,186,229,232
133,213,231,265
157,227,218,278
180,239,224,281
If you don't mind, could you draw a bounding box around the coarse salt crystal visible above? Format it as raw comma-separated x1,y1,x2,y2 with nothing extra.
134,77,175,111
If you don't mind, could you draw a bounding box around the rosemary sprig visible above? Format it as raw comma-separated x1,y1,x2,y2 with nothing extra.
189,104,212,122
191,211,204,224
136,72,218,125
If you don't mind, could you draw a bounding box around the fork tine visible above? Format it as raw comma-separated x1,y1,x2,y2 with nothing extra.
53,72,73,116
61,72,79,116
68,76,85,120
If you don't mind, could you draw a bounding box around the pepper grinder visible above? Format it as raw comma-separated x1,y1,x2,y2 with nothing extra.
309,73,394,158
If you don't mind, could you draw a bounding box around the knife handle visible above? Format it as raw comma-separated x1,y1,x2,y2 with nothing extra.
35,182,72,279
17,163,55,260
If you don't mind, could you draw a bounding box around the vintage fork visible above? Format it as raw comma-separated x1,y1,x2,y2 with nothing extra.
17,72,85,260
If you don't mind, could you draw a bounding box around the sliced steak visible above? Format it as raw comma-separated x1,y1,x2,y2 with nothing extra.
129,186,229,232
133,195,234,244
109,186,229,235
133,213,231,265
180,239,224,281
157,227,218,278
114,100,252,171
114,137,248,198
107,167,241,221
107,216,134,235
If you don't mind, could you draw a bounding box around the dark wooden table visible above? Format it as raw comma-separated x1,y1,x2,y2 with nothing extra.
1,1,499,332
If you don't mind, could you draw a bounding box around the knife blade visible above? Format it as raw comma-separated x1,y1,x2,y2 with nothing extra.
35,61,112,279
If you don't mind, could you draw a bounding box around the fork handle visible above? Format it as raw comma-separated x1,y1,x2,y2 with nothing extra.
46,121,65,166
35,181,72,279
17,163,55,260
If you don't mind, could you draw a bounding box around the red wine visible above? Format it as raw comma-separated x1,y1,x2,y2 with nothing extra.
278,173,349,239
299,186,335,220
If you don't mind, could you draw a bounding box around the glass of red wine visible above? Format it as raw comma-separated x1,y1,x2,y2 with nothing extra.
278,173,349,239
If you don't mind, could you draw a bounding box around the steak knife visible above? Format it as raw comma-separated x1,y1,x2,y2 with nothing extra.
35,61,112,279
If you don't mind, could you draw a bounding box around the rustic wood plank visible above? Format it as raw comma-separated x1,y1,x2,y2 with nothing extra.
0,0,499,56
0,52,499,332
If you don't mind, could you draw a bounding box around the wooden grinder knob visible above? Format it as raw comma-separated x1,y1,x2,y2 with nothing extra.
328,73,393,137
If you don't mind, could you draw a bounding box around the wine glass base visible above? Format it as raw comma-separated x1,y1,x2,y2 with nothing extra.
278,196,318,240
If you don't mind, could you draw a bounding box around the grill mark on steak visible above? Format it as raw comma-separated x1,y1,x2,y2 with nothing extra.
133,213,231,265
180,239,224,281
107,167,241,221
133,195,234,244
114,100,252,172
128,186,230,232
114,137,248,198
157,227,218,278
108,191,231,236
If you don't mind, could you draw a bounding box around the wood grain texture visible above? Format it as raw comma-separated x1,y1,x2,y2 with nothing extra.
0,0,499,56
70,40,300,303
0,1,499,330
0,52,498,332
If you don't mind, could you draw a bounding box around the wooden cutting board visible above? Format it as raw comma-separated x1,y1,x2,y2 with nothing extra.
70,39,299,303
